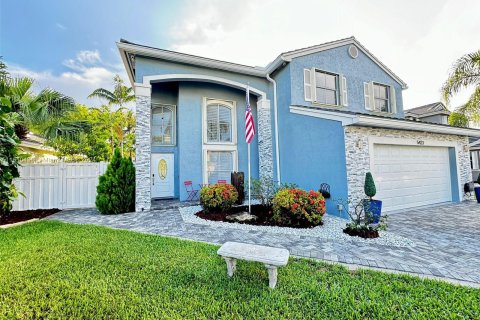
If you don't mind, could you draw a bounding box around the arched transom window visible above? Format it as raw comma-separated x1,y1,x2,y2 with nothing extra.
152,104,175,145
206,102,233,143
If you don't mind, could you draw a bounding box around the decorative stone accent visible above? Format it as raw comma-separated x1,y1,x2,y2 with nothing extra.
257,99,274,181
226,212,257,222
135,86,152,212
344,126,472,209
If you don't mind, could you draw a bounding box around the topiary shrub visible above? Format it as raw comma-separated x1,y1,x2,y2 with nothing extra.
96,149,135,214
272,188,326,227
200,183,238,213
364,172,377,199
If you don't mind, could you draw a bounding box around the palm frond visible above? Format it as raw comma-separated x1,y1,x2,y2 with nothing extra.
88,88,117,102
442,49,480,104
41,120,91,142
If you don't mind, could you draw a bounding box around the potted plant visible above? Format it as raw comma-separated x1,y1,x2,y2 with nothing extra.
363,172,382,223
475,174,480,203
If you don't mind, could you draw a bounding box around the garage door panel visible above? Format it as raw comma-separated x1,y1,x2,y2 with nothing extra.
373,144,452,212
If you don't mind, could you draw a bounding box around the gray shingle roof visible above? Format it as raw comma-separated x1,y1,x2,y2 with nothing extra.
405,102,450,116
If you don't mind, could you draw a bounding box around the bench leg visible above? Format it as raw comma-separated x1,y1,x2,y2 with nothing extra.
265,265,278,289
223,257,236,277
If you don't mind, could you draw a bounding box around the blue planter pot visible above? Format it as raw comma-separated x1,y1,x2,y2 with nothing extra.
363,199,382,223
475,187,480,203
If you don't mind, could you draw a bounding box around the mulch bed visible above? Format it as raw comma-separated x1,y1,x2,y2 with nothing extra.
1,209,61,226
343,227,379,239
196,204,322,228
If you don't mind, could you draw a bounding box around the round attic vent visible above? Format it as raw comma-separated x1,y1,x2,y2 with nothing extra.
348,45,359,59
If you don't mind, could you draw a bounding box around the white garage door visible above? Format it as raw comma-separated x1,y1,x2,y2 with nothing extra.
372,144,453,212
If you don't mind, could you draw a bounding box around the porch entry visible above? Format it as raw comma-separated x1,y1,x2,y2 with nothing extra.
151,153,175,198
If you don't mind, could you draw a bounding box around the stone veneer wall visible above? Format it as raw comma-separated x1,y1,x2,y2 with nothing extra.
257,99,273,181
344,126,472,208
135,94,152,212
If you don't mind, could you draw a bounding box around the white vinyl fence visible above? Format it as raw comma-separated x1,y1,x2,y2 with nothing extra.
13,162,108,211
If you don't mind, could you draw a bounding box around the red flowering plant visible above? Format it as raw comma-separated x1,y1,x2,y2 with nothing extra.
200,183,239,213
272,188,326,227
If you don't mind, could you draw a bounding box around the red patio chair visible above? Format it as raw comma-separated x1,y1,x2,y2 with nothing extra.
217,180,227,184
184,181,199,201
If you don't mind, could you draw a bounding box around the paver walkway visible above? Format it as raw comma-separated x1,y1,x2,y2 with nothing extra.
48,201,480,285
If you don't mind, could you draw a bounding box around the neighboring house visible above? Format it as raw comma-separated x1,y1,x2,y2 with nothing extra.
406,102,479,181
20,133,58,163
118,36,480,215
405,102,451,124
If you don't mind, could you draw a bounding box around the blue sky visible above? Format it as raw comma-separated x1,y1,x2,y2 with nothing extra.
1,0,479,108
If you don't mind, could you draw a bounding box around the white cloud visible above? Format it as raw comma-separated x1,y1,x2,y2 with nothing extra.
8,50,129,107
56,23,66,30
168,0,480,110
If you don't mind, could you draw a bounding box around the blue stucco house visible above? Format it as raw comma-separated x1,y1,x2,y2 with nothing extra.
118,37,480,216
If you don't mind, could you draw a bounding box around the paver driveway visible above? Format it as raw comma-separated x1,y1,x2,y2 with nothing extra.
49,201,480,284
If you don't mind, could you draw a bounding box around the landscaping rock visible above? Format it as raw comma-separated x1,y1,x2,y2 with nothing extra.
226,212,257,222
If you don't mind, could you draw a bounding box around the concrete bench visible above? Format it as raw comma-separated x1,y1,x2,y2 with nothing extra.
217,241,290,289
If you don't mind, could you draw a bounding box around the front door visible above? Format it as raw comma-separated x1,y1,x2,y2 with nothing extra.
151,153,174,198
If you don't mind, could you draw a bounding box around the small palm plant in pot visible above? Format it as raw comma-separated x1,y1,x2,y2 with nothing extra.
363,172,382,223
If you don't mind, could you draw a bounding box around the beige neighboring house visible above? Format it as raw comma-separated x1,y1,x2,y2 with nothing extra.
20,133,58,162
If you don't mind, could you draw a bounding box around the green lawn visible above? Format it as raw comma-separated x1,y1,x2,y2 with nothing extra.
0,221,479,319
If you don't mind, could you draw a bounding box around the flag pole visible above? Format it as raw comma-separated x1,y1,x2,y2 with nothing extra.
248,141,251,214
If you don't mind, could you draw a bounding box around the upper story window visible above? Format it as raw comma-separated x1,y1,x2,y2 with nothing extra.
364,82,397,114
304,69,348,106
315,70,338,105
152,104,175,145
373,83,390,112
204,99,236,144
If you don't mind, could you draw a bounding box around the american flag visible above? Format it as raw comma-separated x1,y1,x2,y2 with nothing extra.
245,87,255,143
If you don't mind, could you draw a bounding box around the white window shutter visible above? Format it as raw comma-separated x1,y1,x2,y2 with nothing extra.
339,75,348,106
304,69,312,101
368,81,375,110
389,86,397,114
311,68,317,102
364,82,373,110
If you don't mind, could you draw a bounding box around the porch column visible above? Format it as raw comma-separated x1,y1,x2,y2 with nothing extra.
135,83,152,212
257,99,274,181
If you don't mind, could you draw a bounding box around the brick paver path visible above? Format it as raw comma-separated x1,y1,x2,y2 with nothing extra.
48,201,480,284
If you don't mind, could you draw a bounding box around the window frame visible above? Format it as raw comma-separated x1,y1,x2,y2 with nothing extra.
202,97,238,184
203,149,238,185
313,69,340,106
372,82,391,113
202,98,237,145
151,103,176,146
471,150,480,170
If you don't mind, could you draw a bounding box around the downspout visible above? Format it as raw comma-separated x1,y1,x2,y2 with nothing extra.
266,73,281,185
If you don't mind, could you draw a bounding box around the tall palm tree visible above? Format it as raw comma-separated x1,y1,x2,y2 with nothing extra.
88,75,135,108
442,49,480,122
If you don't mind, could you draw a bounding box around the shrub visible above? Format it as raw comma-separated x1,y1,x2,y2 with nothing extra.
272,188,326,227
251,177,298,208
200,183,238,213
364,172,376,199
96,149,135,214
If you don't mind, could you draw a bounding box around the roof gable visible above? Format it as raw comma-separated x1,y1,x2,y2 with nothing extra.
405,102,450,117
118,37,407,89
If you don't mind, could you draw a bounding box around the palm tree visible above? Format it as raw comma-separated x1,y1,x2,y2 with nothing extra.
89,75,135,156
442,49,480,122
88,75,135,108
2,74,89,141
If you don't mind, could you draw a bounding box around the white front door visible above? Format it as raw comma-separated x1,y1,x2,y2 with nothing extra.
372,144,452,212
151,153,174,198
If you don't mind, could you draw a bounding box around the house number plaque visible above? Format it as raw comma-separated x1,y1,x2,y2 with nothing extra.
417,140,425,145
158,159,167,180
